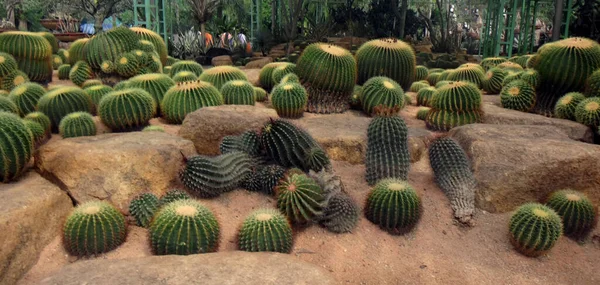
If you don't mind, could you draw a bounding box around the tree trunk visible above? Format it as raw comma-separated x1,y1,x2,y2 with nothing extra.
94,15,103,33
398,0,408,39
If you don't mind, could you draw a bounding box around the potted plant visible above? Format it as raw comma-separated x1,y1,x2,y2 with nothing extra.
54,16,86,42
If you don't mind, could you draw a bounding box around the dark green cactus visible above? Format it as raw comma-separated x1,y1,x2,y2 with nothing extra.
0,52,18,77
62,201,127,256
259,62,291,92
0,31,53,83
37,31,58,54
416,107,430,120
481,57,507,71
356,38,415,89
84,84,113,114
254,164,287,195
0,111,34,182
160,81,224,124
428,68,444,74
238,208,293,253
416,86,436,107
84,26,140,70
218,130,262,157
57,49,69,63
546,189,597,238
574,97,600,127
131,27,168,65
360,76,405,116
115,52,141,77
69,61,95,87
365,106,410,186
142,125,164,132
276,172,325,224
158,189,191,206
554,92,585,120
365,179,421,234
169,60,204,77
51,55,63,70
585,69,600,97
500,80,537,112
270,82,308,118
68,38,88,65
447,65,486,88
304,147,331,173
149,199,220,255
129,192,159,228
221,80,255,105
426,72,441,86
520,69,540,89
37,86,93,130
198,66,248,90
482,67,508,94
81,79,103,89
98,88,157,131
24,119,46,146
0,96,18,114
271,63,296,85
426,81,483,131
127,73,176,109
180,152,252,198
415,65,428,81
253,87,267,102
57,64,71,80
24,111,51,136
172,71,198,83
59,112,97,138
409,81,429,92
509,203,562,257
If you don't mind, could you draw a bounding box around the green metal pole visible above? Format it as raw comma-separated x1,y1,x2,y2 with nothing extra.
529,0,539,52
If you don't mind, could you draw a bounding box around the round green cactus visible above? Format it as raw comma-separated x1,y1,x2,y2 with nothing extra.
59,112,97,138
130,49,150,65
127,73,175,108
360,76,405,116
137,40,156,53
500,80,536,112
84,26,140,70
37,31,58,54
84,84,113,113
430,81,482,111
426,109,483,131
0,52,18,77
24,120,45,146
546,189,597,238
169,60,204,77
180,152,252,198
57,64,71,80
149,199,220,255
100,60,115,74
280,73,300,85
158,189,191,206
520,69,540,89
554,92,586,120
482,67,508,94
259,62,290,92
497,61,524,73
435,80,452,89
0,96,18,114
415,65,428,81
270,82,308,118
502,71,523,86
416,87,436,107
238,208,293,253
271,63,296,85
63,201,127,256
24,111,51,135
221,80,255,105
113,80,129,90
585,69,600,97
69,61,95,87
115,52,141,78
57,49,69,63
130,27,168,65
409,81,429,92
481,57,507,71
254,164,286,195
253,86,267,102
365,179,421,234
37,86,92,130
80,79,103,89
161,81,223,124
142,125,164,132
98,88,157,131
296,43,357,113
276,172,325,224
447,65,485,88
356,38,415,89
129,192,159,228
198,66,248,90
0,31,53,82
7,82,45,116
0,112,33,182
172,71,198,83
574,97,600,127
1,70,29,91
426,72,441,86
416,107,430,120
319,191,359,233
509,203,563,257
438,70,452,81
68,38,88,65
51,55,63,70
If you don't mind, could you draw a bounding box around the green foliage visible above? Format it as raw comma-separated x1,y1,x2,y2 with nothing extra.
575,97,600,127
180,152,252,198
426,81,483,131
447,65,485,88
481,57,507,71
416,107,430,120
0,52,18,77
98,88,157,131
546,189,597,238
271,63,296,85
238,208,293,253
360,76,405,115
127,73,176,109
554,92,586,120
7,82,44,116
85,27,140,70
131,27,168,65
158,189,191,206
270,82,308,118
198,66,248,90
482,68,508,94
416,86,436,107
24,111,51,135
169,60,204,77
254,164,287,195
51,55,63,70
69,61,95,87
409,81,429,92
415,65,428,81
68,38,89,65
84,84,114,114
509,203,562,257
500,80,537,112
253,87,267,102
129,193,159,228
0,111,34,182
172,71,198,83
37,86,92,130
355,38,415,89
59,112,97,138
365,179,421,234
585,69,600,97
149,199,220,255
520,69,540,89
142,125,165,132
161,81,223,124
63,201,127,256
221,80,255,105
276,172,325,224
0,31,52,83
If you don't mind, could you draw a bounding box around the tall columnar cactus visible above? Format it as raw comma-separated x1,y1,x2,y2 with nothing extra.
57,64,71,80
270,82,308,118
554,92,586,120
98,88,157,131
84,26,140,70
534,38,600,116
129,192,159,228
425,81,483,131
416,87,436,107
482,67,508,94
0,112,33,182
255,164,287,195
296,43,357,113
481,57,507,70
447,66,486,88
365,179,421,234
271,63,296,85
68,38,89,65
365,106,410,186
130,27,168,65
179,152,252,198
355,38,416,89
546,189,597,238
508,203,562,257
69,60,95,87
500,80,537,112
415,65,429,81
59,112,97,138
84,84,113,114
259,62,290,92
161,81,223,124
149,199,220,255
62,201,127,256
428,137,476,224
172,71,198,83
254,87,267,102
238,208,293,253
585,69,600,97
574,97,600,127
221,80,255,105
0,96,18,113
7,82,45,116
360,76,405,116
276,172,325,224
198,66,248,90
169,60,204,77
0,52,18,77
0,31,53,83
520,69,540,89
37,86,92,130
127,73,175,110
24,111,51,136
158,189,191,206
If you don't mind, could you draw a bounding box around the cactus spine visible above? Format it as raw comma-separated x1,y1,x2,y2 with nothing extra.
129,193,159,228
276,172,325,224
508,203,562,257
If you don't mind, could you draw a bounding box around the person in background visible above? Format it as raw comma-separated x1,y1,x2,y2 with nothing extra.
80,18,95,35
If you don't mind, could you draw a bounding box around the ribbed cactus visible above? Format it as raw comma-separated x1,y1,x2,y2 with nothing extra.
57,49,69,63
280,73,300,85
149,199,220,255
255,164,287,195
426,81,483,131
98,88,157,131
130,27,168,65
179,152,252,198
428,137,476,224
81,79,103,89
169,60,204,77
360,76,405,116
7,82,45,116
0,96,17,113
59,112,97,138
115,52,140,77
172,71,198,83
57,64,71,80
198,66,248,90
84,26,139,70
219,131,262,156
502,71,523,86
0,31,52,83
84,84,113,113
500,80,537,112
520,69,540,89
100,60,115,74
142,125,165,132
356,38,415,89
253,87,267,102
574,97,600,127
24,120,45,146
509,203,562,257
238,208,293,253
271,63,296,85
158,189,191,206
365,106,410,186
365,179,421,234
138,40,157,53
62,201,127,256
259,62,290,92
409,81,430,92
129,192,159,228
415,65,428,81
163,66,172,75
113,80,129,90
37,86,92,130
51,55,63,70
0,52,18,77
447,66,486,88
546,189,597,238
438,70,452,81
497,61,524,73
270,82,308,118
416,107,430,120
68,38,88,65
554,92,585,120
0,112,34,182
416,86,436,107
585,69,600,97
221,80,255,105
526,55,538,68
296,43,357,113
482,67,507,94
69,61,95,87
127,73,175,109
426,72,441,86
24,111,51,136
276,172,325,224
161,81,224,124
481,57,507,71
38,31,58,54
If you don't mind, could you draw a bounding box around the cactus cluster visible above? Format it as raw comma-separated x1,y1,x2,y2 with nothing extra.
482,67,508,94
180,152,252,198
276,171,325,224
554,92,585,120
130,27,168,65
7,82,45,116
356,38,416,89
0,31,53,83
270,82,308,118
365,179,421,234
221,80,255,105
509,203,562,257
425,81,483,131
546,189,597,238
360,76,405,115
0,111,34,182
59,112,96,138
238,208,293,253
37,86,93,130
129,192,159,228
500,80,537,112
198,66,248,90
161,81,223,124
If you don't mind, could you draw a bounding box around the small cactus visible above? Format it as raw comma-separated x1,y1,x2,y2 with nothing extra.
24,111,51,136
270,82,308,118
365,179,421,234
238,208,293,253
59,112,97,138
24,120,46,146
508,203,562,257
500,80,536,112
409,81,429,92
254,164,287,195
520,69,540,89
416,107,430,120
37,86,92,131
198,65,248,90
546,189,597,238
169,60,204,77
172,71,198,83
416,86,436,107
554,92,585,120
415,65,428,81
84,84,113,113
158,189,191,206
81,79,103,89
361,76,405,116
253,87,267,102
129,193,159,228
276,172,325,224
575,97,600,127
57,64,71,80
221,80,255,105
69,60,95,87
320,191,359,233
0,96,18,113
482,67,507,94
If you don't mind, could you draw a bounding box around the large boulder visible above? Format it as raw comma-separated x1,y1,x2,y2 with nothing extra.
243,68,260,86
211,55,233,66
39,252,335,285
482,104,593,143
34,132,197,213
449,124,600,213
245,57,273,69
179,105,278,155
0,172,72,285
